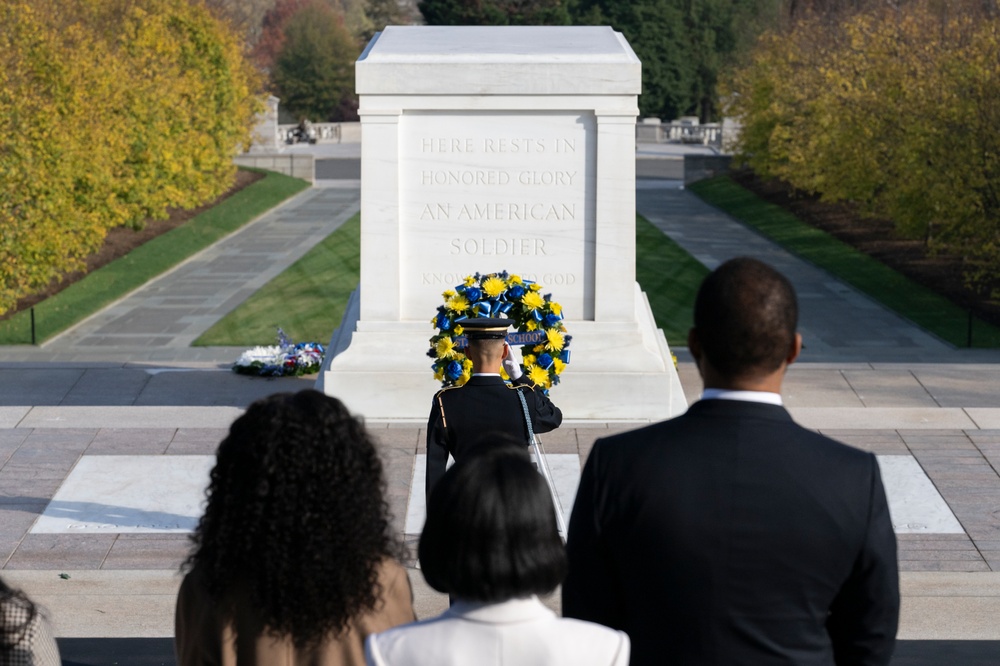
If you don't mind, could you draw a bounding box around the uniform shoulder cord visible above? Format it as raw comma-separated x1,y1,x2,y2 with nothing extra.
436,392,448,430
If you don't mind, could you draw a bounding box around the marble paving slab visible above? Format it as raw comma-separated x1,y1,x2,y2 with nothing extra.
31,456,213,534
0,407,30,428
877,455,964,534
964,409,1000,429
17,406,242,429
26,452,965,538
790,407,978,430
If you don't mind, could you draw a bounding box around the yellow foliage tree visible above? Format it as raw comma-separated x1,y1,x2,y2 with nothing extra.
726,2,1000,293
0,0,262,316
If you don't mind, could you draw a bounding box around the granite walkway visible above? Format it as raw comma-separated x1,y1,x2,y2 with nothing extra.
21,186,360,364
637,186,1000,364
0,160,998,660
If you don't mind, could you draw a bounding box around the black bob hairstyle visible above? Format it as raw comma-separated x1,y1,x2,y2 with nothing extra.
418,438,566,602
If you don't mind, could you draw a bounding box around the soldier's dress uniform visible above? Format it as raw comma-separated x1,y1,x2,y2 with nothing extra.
425,318,562,498
425,374,562,497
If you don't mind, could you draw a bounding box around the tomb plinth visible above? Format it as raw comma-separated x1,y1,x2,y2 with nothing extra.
318,26,686,420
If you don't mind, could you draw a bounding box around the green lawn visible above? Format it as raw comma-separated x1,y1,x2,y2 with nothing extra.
194,213,361,347
197,212,707,348
0,169,310,345
688,176,1000,348
636,214,709,345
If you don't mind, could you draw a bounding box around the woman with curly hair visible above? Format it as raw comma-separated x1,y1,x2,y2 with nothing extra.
176,390,415,665
0,576,60,666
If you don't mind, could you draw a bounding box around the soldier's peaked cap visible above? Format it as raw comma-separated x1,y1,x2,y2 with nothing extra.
462,317,513,340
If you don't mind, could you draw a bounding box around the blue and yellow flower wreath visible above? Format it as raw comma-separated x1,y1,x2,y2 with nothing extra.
428,271,571,390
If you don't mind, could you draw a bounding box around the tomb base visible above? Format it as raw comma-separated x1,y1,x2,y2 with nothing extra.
316,284,687,421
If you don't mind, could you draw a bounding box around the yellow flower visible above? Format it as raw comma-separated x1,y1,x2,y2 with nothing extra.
482,276,506,297
545,329,564,351
553,358,566,375
458,369,472,385
522,291,544,310
508,274,523,285
433,367,445,381
523,354,536,366
525,320,538,331
528,365,551,388
550,302,562,316
435,337,458,359
463,275,476,287
442,289,456,299
529,283,542,291
446,295,470,312
462,358,473,370
453,325,464,335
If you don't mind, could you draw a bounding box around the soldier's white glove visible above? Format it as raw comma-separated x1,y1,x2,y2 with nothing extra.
502,342,523,380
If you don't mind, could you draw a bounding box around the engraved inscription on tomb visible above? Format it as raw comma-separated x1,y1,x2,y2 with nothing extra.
399,113,595,320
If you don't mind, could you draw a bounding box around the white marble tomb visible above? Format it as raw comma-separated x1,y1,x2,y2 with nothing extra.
317,26,685,421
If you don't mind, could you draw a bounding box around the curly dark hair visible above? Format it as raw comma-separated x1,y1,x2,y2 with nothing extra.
184,390,399,647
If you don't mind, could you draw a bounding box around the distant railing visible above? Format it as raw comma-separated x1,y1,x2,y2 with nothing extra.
637,117,739,152
277,122,342,144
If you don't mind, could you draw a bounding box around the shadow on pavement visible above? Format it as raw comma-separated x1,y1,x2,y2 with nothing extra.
55,638,1000,665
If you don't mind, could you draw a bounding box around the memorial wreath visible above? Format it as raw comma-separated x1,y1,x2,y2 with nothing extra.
233,328,325,377
428,271,571,390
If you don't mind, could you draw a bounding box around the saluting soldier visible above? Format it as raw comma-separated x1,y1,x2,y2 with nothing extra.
425,318,562,499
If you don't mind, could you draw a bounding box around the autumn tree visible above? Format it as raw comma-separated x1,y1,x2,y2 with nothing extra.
727,0,1000,293
570,0,783,121
253,0,313,72
420,0,571,25
0,0,261,316
204,0,280,43
363,0,410,38
272,1,361,121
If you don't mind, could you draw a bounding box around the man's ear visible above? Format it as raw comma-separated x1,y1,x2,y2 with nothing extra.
687,328,701,361
786,332,802,366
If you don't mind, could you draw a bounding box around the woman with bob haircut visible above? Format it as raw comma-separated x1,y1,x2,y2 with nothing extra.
365,439,629,666
176,390,415,666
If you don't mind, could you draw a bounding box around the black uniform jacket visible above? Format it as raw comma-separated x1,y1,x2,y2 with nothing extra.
425,374,562,498
563,399,900,666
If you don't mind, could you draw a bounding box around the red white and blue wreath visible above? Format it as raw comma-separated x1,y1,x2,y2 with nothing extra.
233,328,325,377
428,271,571,389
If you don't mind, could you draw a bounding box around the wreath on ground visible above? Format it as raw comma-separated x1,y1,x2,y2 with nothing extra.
233,328,325,377
428,271,571,390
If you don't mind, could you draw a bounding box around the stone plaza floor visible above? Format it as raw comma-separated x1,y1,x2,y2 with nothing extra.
1,157,999,662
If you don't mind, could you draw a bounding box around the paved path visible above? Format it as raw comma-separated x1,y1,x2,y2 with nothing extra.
0,154,999,662
638,186,1000,364
26,187,359,364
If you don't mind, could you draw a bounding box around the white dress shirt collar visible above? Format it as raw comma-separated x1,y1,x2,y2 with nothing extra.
447,596,554,624
701,388,783,406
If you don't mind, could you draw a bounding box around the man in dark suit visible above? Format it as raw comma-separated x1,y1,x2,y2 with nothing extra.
563,257,899,666
426,318,562,498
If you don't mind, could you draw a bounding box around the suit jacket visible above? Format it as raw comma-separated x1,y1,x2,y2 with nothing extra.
365,596,629,666
563,399,899,666
425,374,562,497
175,559,415,666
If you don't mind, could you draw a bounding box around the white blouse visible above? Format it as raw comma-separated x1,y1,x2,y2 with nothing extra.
365,596,629,666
